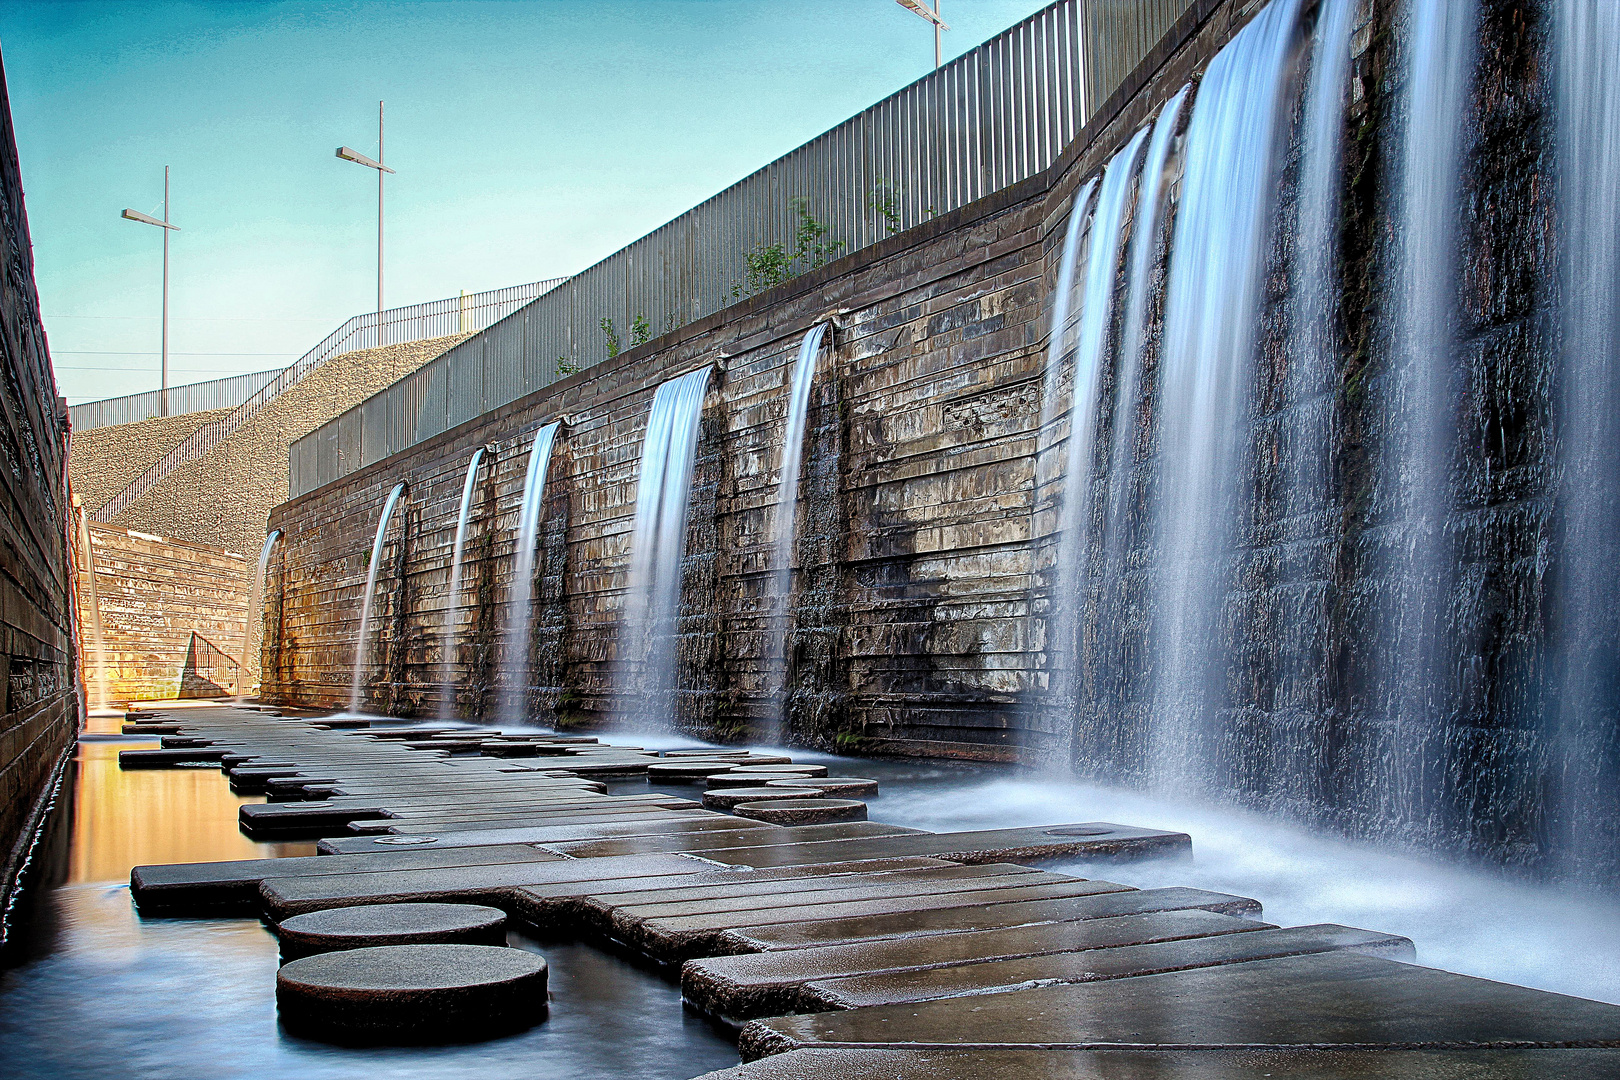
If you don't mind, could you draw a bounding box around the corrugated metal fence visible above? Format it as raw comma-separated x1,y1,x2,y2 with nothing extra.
70,370,283,431
289,0,1195,498
93,279,566,520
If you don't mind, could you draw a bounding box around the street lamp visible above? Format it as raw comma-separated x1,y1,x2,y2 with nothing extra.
121,166,181,416
895,0,950,69
337,100,395,329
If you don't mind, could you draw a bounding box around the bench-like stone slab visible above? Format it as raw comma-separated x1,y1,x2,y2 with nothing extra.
682,908,1271,1021
701,823,1190,868
801,923,1414,1011
722,886,1264,952
258,852,715,920
693,1047,1620,1080
314,812,735,854
737,952,1620,1058
277,943,546,1042
540,821,925,859
130,843,561,914
631,878,1138,963
735,799,867,825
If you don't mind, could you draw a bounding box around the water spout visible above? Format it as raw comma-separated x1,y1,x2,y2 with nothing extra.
500,425,560,722
348,482,406,714
765,323,829,743
1149,0,1306,788
235,529,281,705
617,366,712,730
438,447,487,720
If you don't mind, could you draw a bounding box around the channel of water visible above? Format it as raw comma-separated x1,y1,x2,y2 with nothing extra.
348,482,406,714
500,425,560,723
438,447,487,720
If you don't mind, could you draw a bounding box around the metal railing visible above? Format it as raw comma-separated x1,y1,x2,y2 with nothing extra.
94,279,566,520
70,370,282,431
289,0,1196,498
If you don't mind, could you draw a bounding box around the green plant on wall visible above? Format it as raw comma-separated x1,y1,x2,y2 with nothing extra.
601,317,622,359
630,314,652,348
557,355,583,377
731,197,845,298
868,180,902,235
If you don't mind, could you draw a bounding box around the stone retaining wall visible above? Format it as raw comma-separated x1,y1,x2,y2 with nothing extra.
76,523,250,702
260,0,1246,763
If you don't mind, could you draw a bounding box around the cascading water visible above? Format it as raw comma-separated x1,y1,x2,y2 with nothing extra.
1147,0,1307,788
348,482,406,714
617,366,711,729
765,323,829,743
77,509,108,712
235,529,281,705
438,447,487,720
1380,0,1476,827
500,424,560,722
1044,128,1149,760
1552,0,1620,871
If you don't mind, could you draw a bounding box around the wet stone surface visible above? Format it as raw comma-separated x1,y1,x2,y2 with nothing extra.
732,799,868,826
275,902,508,960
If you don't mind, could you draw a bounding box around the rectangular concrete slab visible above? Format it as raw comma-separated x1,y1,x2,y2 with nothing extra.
631,879,1139,963
130,843,560,914
681,908,1273,1020
737,952,1620,1058
315,813,727,853
801,923,1416,1010
693,1047,1620,1080
723,886,1265,952
541,821,926,858
701,823,1189,868
258,851,714,919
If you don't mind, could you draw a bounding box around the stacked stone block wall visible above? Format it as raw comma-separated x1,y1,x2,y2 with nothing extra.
76,523,250,702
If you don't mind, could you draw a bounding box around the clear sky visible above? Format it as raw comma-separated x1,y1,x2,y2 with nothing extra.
0,0,1054,404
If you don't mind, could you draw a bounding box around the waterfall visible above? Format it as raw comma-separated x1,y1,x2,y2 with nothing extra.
235,529,281,705
617,366,711,729
766,323,829,743
1148,0,1306,788
1553,0,1620,871
500,424,561,722
438,447,487,720
348,482,406,714
77,510,108,712
1046,129,1149,752
1380,0,1476,825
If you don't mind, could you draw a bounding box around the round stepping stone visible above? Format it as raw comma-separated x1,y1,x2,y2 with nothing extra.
732,798,868,826
702,785,824,811
646,761,742,783
706,771,819,789
765,776,879,797
277,943,547,1042
276,903,507,961
724,763,828,777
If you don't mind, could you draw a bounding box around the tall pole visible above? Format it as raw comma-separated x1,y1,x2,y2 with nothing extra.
161,165,170,415
375,98,385,318
933,1,941,69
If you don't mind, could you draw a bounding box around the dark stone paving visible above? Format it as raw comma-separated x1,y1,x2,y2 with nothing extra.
277,902,507,959
733,798,867,825
119,705,1620,1071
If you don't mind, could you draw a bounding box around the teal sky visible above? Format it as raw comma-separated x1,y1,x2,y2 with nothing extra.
0,0,1053,404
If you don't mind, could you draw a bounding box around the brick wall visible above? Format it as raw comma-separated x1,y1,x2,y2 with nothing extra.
75,523,250,702
0,52,77,942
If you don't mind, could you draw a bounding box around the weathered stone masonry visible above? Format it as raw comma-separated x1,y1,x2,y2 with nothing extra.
0,55,78,938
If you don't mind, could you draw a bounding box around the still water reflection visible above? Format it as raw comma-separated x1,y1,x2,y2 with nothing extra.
0,737,741,1080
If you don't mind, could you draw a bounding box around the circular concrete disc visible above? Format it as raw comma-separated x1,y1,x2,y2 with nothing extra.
702,785,824,810
724,762,828,777
646,761,743,782
706,772,819,789
277,902,507,960
732,798,868,825
765,776,879,797
277,943,546,1043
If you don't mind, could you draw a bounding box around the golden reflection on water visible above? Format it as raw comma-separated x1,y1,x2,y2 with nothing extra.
69,741,313,883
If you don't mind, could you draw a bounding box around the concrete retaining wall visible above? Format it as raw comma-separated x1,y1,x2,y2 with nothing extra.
77,523,250,702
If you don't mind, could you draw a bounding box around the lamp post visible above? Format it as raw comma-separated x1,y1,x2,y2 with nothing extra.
337,100,394,335
895,0,949,69
121,167,181,416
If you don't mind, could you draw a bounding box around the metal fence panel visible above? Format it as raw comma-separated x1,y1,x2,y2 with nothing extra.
287,0,1195,498
69,369,282,431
